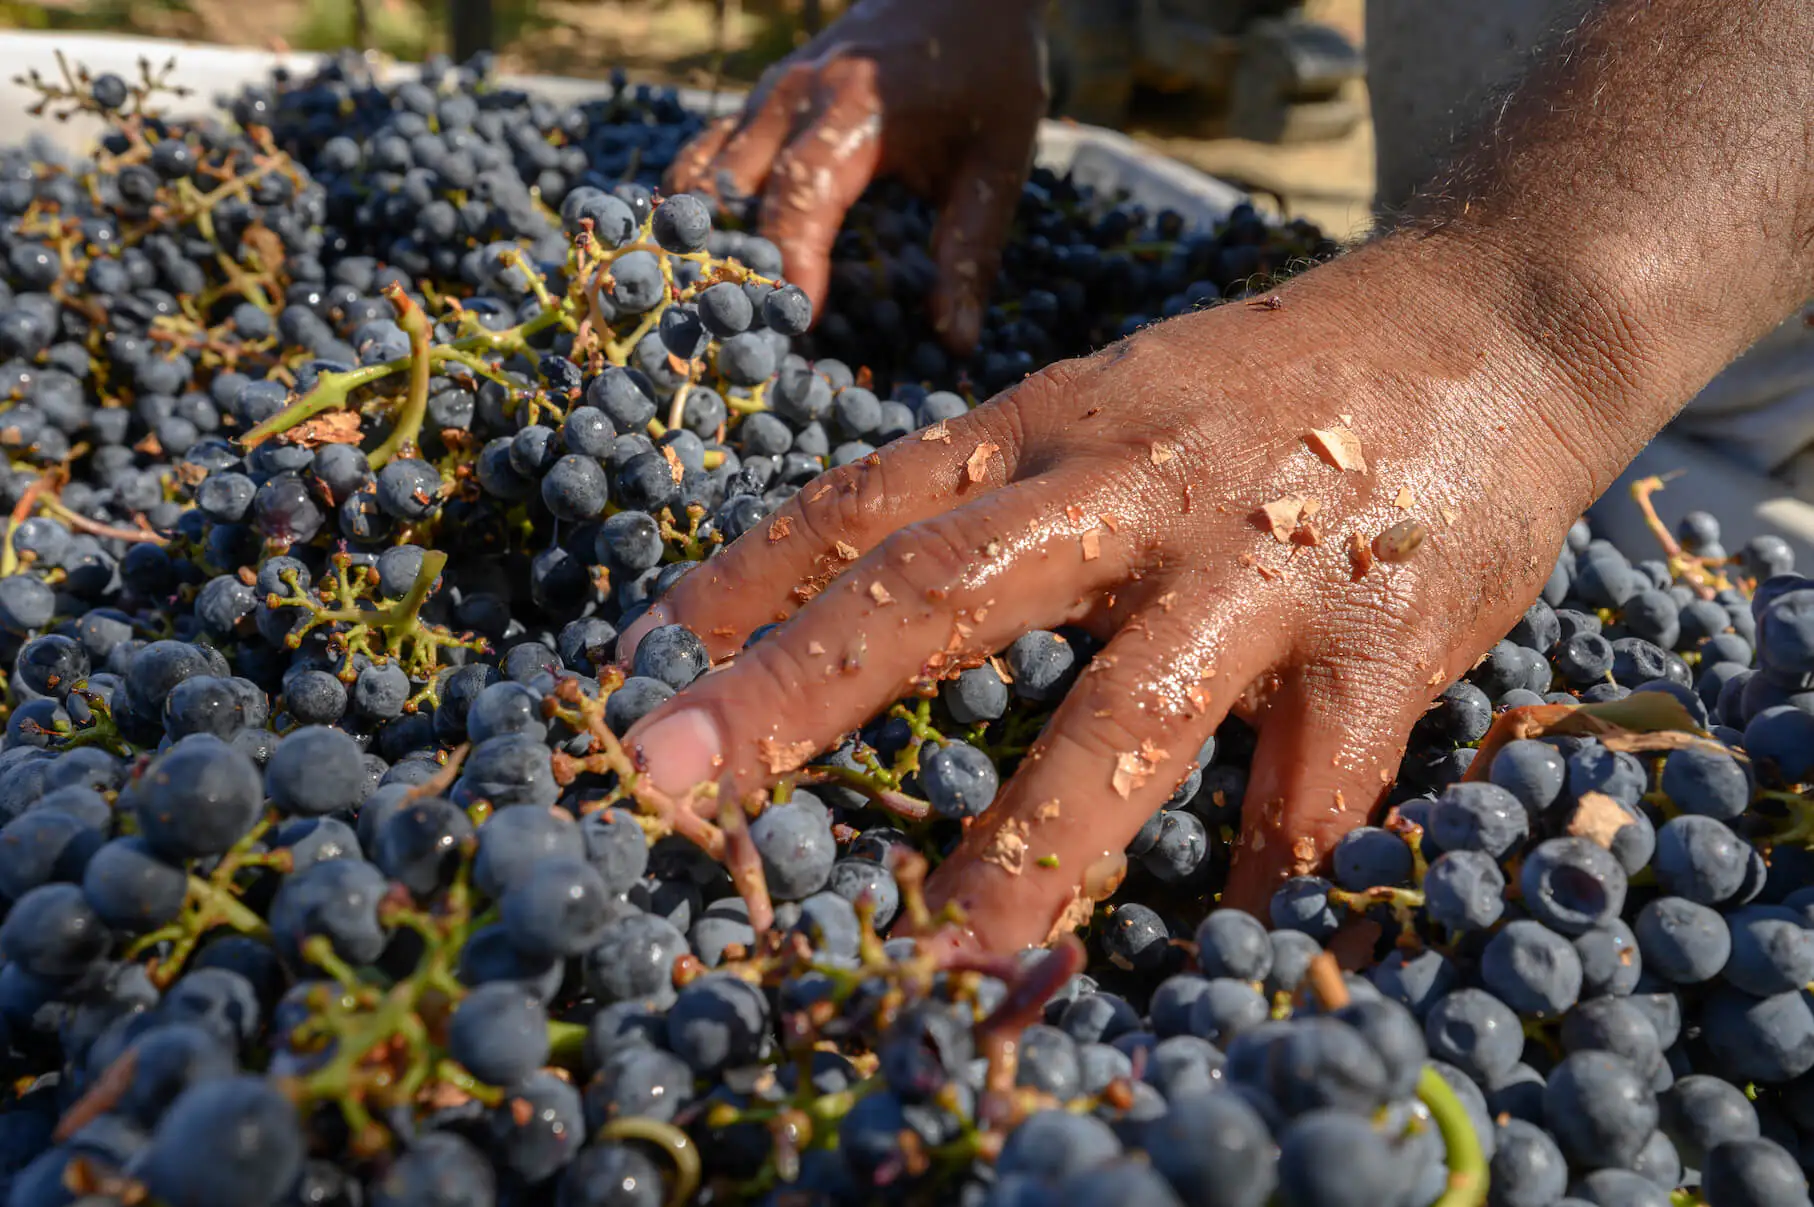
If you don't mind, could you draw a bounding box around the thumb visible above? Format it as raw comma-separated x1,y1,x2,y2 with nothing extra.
929,134,1033,356
1222,661,1429,916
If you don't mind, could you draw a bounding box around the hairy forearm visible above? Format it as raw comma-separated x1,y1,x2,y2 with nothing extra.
1387,0,1814,477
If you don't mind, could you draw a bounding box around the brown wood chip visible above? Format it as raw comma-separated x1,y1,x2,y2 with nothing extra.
1305,425,1368,473
966,442,1000,482
921,422,952,443
868,581,894,605
1081,529,1101,561
1569,791,1635,849
1255,496,1315,543
981,818,1030,875
1111,742,1170,799
758,737,817,774
241,222,286,273
277,410,363,448
768,516,793,543
1111,752,1146,798
1045,887,1096,945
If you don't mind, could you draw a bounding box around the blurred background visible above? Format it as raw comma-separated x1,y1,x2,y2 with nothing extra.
0,0,1374,238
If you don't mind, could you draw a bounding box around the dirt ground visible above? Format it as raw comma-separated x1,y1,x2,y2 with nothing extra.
0,0,1377,240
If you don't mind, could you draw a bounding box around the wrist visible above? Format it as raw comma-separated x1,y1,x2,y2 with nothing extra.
1151,228,1646,526
1351,225,1687,514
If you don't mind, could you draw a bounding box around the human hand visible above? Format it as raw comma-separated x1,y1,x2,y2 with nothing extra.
613,230,1638,951
665,0,1046,354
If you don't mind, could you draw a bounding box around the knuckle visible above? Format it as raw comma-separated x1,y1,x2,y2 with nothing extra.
1296,651,1425,738
967,371,1046,457
701,632,819,729
868,513,978,603
1315,592,1424,661
753,60,810,101
1038,690,1187,795
792,457,892,549
816,53,871,91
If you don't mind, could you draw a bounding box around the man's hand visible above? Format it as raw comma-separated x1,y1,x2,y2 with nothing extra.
665,0,1045,353
613,229,1632,948
627,0,1814,952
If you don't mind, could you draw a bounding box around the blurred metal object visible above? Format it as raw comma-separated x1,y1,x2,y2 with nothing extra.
449,0,496,59
1046,0,1365,143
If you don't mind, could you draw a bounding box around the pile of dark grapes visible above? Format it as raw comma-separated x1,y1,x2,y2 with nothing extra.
0,45,1810,1207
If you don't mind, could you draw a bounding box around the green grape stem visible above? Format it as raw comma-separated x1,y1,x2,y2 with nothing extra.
1761,789,1814,848
369,284,435,467
270,550,486,682
595,1117,701,1207
1417,1064,1490,1207
126,817,279,986
546,1020,589,1067
238,305,565,452
240,222,786,459
281,853,492,1141
797,764,933,822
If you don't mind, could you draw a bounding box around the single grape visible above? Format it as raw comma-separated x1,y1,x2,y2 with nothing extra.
1544,1050,1660,1170
139,1076,304,1207
448,982,550,1088
919,740,1000,819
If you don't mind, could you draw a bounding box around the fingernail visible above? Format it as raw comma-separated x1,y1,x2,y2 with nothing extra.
630,708,724,799
615,607,668,671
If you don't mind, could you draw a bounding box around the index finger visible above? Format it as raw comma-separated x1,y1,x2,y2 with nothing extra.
666,116,736,197
755,63,885,310
617,399,1022,668
620,472,1141,806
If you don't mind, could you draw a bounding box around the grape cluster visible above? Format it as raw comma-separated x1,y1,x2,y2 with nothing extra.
803,179,1336,396
1233,505,1814,1207
0,45,1807,1207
